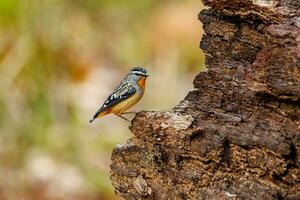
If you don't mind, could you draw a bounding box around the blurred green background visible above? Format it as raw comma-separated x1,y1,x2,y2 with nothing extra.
0,0,204,199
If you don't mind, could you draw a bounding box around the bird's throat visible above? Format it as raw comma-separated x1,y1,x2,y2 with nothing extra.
138,77,146,89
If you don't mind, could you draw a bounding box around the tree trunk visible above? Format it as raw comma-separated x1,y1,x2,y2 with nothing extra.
110,0,300,199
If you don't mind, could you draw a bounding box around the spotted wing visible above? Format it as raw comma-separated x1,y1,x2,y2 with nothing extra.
91,82,136,119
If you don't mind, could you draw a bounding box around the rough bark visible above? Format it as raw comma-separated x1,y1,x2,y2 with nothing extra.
110,0,300,199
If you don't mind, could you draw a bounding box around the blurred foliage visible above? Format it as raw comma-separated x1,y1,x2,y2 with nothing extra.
0,0,204,199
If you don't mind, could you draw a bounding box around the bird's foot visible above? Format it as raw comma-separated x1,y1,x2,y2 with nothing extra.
116,115,131,122
122,111,138,115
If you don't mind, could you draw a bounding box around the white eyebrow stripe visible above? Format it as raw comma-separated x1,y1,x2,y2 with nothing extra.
132,71,145,75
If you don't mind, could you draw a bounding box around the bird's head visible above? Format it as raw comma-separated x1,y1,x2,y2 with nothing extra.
126,67,148,83
130,67,148,77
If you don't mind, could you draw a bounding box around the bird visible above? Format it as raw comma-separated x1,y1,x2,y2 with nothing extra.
89,67,148,123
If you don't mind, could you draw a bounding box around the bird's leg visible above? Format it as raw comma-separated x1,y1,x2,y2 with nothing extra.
116,114,130,122
122,111,138,115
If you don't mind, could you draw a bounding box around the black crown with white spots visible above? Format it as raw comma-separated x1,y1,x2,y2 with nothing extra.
130,67,148,76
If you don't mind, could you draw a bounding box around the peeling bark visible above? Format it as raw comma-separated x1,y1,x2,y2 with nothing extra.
110,0,300,199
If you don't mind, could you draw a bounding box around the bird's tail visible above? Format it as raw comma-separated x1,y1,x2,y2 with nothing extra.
89,109,111,123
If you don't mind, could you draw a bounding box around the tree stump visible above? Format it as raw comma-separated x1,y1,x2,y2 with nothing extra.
110,0,300,199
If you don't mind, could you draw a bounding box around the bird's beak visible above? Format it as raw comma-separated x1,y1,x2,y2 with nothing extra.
144,74,149,77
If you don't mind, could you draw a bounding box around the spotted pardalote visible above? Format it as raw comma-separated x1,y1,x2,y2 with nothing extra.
90,67,148,123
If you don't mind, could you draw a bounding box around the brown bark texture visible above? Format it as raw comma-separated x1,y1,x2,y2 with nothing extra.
110,0,300,199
